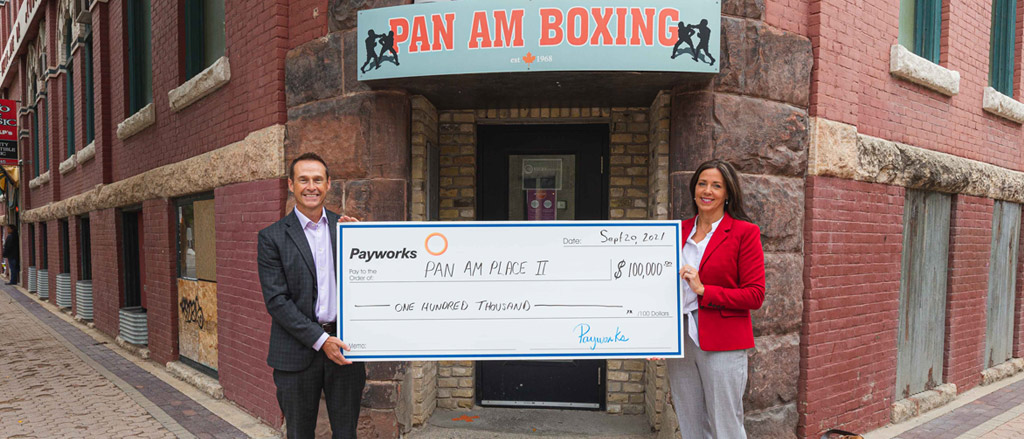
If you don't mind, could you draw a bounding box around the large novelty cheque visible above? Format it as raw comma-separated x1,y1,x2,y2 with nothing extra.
337,221,683,361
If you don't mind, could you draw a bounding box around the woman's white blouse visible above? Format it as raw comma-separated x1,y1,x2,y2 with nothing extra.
681,216,722,349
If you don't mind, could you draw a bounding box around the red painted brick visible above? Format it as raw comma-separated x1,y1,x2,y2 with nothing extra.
800,176,904,438
944,195,992,393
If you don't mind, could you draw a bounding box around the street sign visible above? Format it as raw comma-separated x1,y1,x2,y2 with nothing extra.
0,99,17,166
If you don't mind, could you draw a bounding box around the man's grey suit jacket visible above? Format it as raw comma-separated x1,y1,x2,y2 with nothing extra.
257,209,339,372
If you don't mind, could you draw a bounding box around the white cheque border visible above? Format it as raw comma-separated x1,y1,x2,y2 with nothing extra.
336,220,682,361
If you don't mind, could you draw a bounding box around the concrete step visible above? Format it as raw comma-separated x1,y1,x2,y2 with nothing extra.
407,407,655,438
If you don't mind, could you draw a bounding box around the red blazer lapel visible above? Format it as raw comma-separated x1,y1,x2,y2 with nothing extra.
699,213,734,271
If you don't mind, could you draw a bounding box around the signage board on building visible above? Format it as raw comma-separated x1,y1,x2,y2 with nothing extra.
337,221,683,361
0,99,17,166
358,0,720,80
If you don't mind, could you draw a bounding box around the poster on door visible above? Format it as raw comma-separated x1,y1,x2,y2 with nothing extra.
526,189,557,220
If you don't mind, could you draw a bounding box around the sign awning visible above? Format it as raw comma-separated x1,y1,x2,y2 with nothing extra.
358,0,721,81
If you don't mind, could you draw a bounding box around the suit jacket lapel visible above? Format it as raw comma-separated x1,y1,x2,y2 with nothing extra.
699,214,734,270
284,211,317,279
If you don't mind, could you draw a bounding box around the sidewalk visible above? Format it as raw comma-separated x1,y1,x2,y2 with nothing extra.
866,370,1024,439
0,284,280,438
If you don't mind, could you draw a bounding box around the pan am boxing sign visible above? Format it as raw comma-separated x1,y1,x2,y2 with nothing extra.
357,0,721,80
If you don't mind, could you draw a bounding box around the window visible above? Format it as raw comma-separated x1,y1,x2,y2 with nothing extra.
986,201,1020,367
83,31,95,144
28,224,35,267
125,0,152,113
42,97,49,171
899,0,943,63
121,209,143,308
989,0,1018,97
184,0,225,79
59,219,70,273
64,18,75,157
79,216,92,280
177,194,216,281
40,222,48,270
895,190,951,399
32,104,40,177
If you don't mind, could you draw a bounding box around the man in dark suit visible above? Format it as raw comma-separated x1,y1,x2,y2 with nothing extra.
258,152,364,438
3,225,19,285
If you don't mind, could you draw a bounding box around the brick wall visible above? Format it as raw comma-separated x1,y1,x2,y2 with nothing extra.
766,0,808,36
608,109,649,221
435,361,473,409
410,96,438,222
944,195,993,392
215,178,288,427
22,0,295,212
68,215,80,316
45,219,57,305
288,0,328,49
56,21,104,204
437,110,475,221
607,359,646,414
800,176,904,437
105,0,289,184
91,208,122,337
143,198,179,366
806,0,1023,169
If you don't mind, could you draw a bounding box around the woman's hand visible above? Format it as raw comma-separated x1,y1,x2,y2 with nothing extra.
679,264,705,296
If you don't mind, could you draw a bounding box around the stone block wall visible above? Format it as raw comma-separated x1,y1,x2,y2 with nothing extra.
437,110,476,222
606,359,646,414
409,361,437,426
410,96,438,222
648,92,671,221
609,109,650,220
436,360,474,409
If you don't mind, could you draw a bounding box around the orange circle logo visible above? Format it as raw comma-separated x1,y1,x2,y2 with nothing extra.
425,233,448,256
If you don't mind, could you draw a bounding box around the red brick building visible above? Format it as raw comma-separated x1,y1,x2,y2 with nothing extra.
0,0,1021,437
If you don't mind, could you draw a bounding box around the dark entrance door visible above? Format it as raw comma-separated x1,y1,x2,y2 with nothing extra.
476,124,609,409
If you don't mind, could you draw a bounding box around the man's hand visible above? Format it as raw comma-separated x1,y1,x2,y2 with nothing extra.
322,336,354,366
339,216,360,223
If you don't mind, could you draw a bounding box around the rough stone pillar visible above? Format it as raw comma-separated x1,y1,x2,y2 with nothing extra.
287,3,414,436
664,7,812,437
669,86,714,220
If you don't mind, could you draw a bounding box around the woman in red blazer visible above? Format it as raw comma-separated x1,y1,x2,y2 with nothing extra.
668,159,765,439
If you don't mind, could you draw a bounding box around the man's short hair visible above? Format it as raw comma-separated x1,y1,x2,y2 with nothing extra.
289,152,330,180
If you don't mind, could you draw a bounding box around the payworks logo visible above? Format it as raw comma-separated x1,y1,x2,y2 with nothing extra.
349,248,418,262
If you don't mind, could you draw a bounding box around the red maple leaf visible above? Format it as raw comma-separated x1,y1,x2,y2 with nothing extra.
522,52,536,64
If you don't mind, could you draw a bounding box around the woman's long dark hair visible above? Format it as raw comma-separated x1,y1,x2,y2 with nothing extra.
688,159,753,223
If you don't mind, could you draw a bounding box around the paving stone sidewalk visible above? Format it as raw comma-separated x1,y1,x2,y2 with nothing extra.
890,377,1024,439
0,285,252,438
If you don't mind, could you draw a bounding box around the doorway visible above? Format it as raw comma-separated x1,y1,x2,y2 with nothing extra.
476,124,609,409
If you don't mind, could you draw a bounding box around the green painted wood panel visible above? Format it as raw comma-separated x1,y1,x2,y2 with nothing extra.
896,190,951,400
986,201,1020,367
